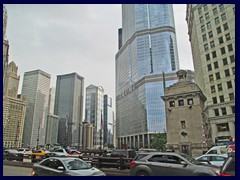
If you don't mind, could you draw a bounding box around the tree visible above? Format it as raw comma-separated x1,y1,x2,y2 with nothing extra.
150,132,167,151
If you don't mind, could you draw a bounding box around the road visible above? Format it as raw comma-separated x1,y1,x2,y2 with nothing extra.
3,165,32,176
3,164,130,176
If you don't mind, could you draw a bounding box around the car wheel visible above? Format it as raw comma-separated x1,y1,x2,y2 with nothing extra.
136,171,149,176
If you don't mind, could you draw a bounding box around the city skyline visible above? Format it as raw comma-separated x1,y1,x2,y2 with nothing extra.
5,4,194,109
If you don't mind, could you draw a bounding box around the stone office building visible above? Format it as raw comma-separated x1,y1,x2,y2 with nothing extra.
162,70,212,157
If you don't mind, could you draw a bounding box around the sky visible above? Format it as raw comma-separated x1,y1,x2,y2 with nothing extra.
5,4,194,109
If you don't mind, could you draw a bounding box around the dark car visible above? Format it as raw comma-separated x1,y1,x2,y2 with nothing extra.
130,152,220,176
3,149,24,161
219,152,235,176
31,157,106,176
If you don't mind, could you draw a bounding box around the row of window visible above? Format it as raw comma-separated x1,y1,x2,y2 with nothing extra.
199,12,227,24
214,106,235,117
209,74,233,87
206,53,234,66
207,64,235,77
169,98,193,107
204,41,233,53
201,22,229,35
203,32,231,45
198,4,225,15
212,93,234,104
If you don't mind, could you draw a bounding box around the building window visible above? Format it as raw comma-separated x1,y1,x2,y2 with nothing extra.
181,121,186,129
210,41,215,48
219,95,224,103
187,98,193,105
217,83,222,91
228,44,233,52
217,123,229,132
205,13,210,20
203,4,208,11
223,23,229,31
178,100,184,106
211,85,216,93
227,81,232,89
221,13,227,21
198,8,202,14
225,33,231,41
212,97,217,104
229,93,234,101
218,37,224,44
215,17,220,24
208,31,213,38
225,69,230,77
204,44,209,51
230,55,235,63
231,106,235,114
207,64,212,71
209,74,214,82
169,101,175,107
217,26,222,34
219,4,224,11
215,72,221,80
214,109,220,116
222,58,228,66
214,62,219,69
207,22,212,29
232,67,235,75
221,107,227,115
220,47,226,55
199,16,204,23
213,8,218,15
212,51,217,58
201,25,206,32
206,53,210,61
202,34,207,41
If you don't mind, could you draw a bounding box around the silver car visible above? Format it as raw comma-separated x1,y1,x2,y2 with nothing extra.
130,152,220,176
32,157,106,176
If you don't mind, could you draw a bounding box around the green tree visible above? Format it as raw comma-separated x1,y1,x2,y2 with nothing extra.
150,132,167,151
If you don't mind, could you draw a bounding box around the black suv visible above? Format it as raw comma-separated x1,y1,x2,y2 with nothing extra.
130,152,220,176
220,152,235,176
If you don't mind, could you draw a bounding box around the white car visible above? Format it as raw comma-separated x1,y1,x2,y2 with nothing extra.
195,154,227,167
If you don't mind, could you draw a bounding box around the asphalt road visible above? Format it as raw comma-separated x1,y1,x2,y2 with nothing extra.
3,165,32,176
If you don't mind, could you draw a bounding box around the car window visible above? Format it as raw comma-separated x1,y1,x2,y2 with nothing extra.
63,159,91,170
199,156,209,161
207,150,217,154
167,155,182,164
212,156,226,161
134,154,149,161
40,159,51,166
148,155,168,163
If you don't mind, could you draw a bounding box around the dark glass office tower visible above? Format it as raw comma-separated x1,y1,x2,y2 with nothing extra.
54,73,84,147
116,4,180,149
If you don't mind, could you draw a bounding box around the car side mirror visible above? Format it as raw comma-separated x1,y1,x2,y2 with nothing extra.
180,161,188,167
57,166,64,171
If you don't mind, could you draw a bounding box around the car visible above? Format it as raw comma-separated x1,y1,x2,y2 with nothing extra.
36,152,68,162
17,148,32,157
205,145,227,155
52,148,69,156
219,152,235,176
195,154,227,167
130,152,220,176
226,144,235,156
3,149,24,161
31,157,106,176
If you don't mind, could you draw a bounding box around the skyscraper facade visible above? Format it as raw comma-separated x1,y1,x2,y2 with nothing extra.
85,85,104,149
54,73,84,148
3,5,9,85
3,61,26,148
22,70,51,148
116,4,180,149
103,95,114,147
186,4,235,145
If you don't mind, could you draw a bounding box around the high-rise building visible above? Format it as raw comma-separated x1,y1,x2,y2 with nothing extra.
54,73,84,147
103,95,114,147
115,4,180,149
22,70,51,148
3,5,9,85
186,4,235,145
85,85,104,149
3,61,26,148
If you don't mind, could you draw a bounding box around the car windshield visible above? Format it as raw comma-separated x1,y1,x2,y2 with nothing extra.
181,154,202,165
63,159,91,170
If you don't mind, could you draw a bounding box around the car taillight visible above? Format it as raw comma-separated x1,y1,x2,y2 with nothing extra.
220,173,232,176
130,161,135,169
31,168,35,176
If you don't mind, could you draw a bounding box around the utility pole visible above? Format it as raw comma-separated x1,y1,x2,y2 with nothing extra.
37,118,41,150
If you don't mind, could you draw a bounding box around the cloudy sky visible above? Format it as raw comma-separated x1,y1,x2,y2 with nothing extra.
5,4,194,107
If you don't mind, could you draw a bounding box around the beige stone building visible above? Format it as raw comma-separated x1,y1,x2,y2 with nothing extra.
162,70,212,157
82,122,94,149
186,4,235,145
3,61,26,148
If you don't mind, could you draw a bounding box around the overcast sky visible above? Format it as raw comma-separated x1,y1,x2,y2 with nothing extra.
5,4,194,107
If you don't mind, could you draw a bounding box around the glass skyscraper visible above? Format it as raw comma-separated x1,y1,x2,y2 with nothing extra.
54,73,84,147
116,4,180,149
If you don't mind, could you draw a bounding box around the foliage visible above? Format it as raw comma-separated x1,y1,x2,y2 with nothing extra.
150,132,167,151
